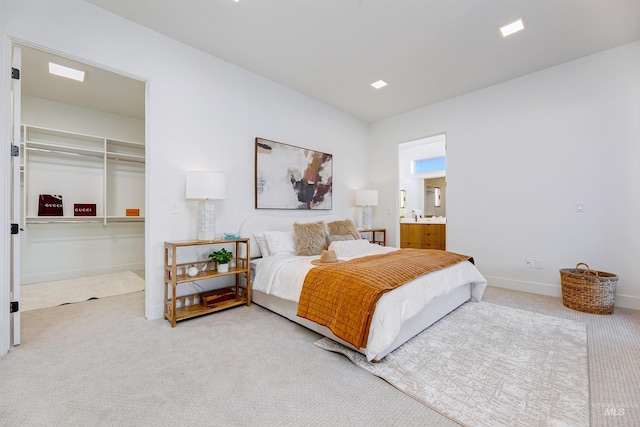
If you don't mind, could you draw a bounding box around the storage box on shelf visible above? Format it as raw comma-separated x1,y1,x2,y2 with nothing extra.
164,238,251,327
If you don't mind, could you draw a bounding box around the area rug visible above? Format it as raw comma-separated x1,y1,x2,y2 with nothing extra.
315,302,589,427
20,271,145,312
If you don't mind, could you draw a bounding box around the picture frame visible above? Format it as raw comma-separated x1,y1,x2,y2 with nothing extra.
255,138,332,210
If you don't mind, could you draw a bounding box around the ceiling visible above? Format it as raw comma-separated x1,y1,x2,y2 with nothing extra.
23,1,640,122
19,45,146,119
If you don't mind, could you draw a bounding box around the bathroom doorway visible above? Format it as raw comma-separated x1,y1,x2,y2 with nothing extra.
398,134,446,220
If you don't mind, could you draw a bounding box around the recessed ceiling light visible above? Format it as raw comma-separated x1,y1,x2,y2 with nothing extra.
371,80,388,89
48,62,85,82
500,18,524,37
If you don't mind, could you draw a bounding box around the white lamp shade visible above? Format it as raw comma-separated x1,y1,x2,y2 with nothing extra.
186,171,226,200
355,190,378,206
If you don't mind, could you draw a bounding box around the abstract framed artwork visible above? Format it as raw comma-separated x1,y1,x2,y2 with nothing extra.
255,138,332,210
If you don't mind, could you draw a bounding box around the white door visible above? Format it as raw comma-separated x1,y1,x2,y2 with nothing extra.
10,45,22,346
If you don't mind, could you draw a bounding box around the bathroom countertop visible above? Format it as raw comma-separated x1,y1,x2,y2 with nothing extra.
400,217,446,224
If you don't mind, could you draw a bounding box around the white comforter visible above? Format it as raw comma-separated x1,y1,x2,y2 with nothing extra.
253,240,487,360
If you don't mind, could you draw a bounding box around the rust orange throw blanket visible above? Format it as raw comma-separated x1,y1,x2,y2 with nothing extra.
297,249,473,349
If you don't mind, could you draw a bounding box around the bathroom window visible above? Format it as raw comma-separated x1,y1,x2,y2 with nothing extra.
414,156,445,174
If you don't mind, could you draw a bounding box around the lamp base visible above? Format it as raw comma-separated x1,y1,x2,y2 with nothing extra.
361,206,372,230
197,200,216,241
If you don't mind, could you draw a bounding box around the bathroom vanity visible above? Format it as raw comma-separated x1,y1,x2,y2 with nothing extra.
399,221,446,250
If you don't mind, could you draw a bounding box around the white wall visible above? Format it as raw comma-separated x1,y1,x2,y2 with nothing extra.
371,40,640,309
20,96,145,284
23,95,144,142
1,0,370,324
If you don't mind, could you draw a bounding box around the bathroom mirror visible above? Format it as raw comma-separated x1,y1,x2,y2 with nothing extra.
424,178,446,216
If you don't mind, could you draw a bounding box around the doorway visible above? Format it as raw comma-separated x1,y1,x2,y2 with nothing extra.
398,134,446,218
13,44,147,317
397,134,446,248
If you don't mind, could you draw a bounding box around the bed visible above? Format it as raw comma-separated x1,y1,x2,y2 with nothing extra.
238,214,487,361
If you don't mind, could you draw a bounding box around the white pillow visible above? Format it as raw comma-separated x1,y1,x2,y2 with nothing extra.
253,231,271,257
263,230,296,255
328,239,373,257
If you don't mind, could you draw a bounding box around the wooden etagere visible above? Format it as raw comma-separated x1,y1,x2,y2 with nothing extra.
164,238,251,327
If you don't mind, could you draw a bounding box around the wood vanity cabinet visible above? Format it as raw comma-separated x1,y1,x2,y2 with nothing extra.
400,223,446,250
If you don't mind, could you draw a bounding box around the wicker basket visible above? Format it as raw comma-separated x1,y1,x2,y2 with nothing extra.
559,263,618,314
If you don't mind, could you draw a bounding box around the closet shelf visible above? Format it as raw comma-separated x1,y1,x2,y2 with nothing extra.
25,216,145,224
22,124,145,226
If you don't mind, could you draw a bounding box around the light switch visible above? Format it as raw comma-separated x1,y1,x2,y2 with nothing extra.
575,202,585,213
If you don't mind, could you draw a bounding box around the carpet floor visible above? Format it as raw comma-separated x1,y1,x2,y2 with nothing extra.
1,286,638,426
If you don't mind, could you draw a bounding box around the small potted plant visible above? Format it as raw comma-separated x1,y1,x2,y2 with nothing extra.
209,248,234,273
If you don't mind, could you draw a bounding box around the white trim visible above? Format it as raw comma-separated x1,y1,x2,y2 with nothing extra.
485,275,640,311
143,79,153,320
0,36,11,356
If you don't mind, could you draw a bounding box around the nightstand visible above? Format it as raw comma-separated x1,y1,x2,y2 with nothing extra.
358,228,386,246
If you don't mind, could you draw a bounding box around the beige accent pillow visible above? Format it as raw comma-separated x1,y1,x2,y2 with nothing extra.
327,220,360,240
294,221,327,256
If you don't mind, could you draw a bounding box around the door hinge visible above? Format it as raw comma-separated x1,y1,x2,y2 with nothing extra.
11,67,20,80
11,144,19,157
10,301,19,313
11,223,19,235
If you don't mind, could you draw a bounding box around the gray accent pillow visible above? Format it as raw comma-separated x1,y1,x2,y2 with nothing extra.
327,234,356,244
327,219,360,240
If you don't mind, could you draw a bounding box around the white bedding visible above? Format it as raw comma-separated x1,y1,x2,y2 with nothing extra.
253,239,487,361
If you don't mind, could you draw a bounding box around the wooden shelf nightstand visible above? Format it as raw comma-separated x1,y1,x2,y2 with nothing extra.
164,238,250,327
358,228,386,246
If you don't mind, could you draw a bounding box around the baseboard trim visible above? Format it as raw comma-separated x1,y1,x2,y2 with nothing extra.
485,275,640,311
21,263,145,285
147,303,165,321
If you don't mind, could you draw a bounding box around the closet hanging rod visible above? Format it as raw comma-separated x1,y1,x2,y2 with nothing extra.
105,155,145,164
26,147,104,159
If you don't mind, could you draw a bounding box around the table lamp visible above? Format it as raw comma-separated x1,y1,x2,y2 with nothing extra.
186,171,226,240
355,190,378,229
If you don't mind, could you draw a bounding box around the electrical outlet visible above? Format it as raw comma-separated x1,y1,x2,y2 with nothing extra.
525,258,534,268
535,258,544,269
